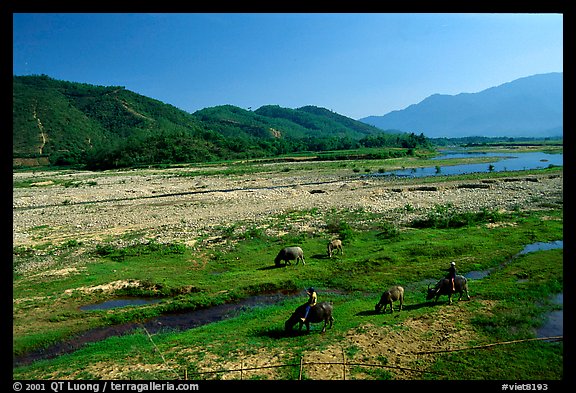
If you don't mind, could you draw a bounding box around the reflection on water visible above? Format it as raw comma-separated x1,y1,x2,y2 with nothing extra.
462,240,563,339
536,293,563,338
464,241,563,280
17,291,298,366
371,150,563,178
519,240,564,255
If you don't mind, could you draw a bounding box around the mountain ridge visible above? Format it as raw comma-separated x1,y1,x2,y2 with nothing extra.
360,72,563,138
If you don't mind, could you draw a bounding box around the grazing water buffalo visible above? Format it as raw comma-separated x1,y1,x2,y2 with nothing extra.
375,285,404,313
327,239,343,258
285,301,334,333
427,275,470,304
275,246,305,266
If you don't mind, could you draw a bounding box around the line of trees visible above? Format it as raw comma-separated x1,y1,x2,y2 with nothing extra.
84,130,431,170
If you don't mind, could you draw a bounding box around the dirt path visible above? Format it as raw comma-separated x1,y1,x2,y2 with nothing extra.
32,103,47,155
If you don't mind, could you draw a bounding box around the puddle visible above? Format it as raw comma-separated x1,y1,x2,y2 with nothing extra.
464,240,563,280
459,240,563,340
463,270,491,280
80,297,162,311
536,293,563,338
518,240,563,255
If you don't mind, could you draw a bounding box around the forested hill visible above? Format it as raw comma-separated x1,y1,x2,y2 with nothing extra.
13,75,430,169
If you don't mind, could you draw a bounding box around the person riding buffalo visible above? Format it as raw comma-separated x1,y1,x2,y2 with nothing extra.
301,287,317,322
446,261,457,292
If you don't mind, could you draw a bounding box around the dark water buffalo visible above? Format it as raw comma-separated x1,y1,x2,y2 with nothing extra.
375,285,404,313
427,275,470,304
327,239,343,258
285,301,334,333
275,246,305,266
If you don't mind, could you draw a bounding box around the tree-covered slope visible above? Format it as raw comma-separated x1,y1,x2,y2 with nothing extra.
13,75,429,169
13,75,212,165
253,105,382,139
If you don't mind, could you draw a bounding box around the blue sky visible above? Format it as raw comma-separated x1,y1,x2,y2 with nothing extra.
12,13,563,120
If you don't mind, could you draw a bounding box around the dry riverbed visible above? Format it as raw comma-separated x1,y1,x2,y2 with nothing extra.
13,164,563,257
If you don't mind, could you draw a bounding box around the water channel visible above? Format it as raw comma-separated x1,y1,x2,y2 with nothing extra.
80,297,162,311
462,241,564,340
14,240,563,367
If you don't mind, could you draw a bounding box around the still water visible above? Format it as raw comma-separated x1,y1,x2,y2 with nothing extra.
464,241,564,280
374,150,563,178
463,240,563,339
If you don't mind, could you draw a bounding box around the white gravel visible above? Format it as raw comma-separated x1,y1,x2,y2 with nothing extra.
13,167,563,249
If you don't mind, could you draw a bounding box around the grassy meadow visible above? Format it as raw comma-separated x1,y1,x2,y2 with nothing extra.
13,201,563,380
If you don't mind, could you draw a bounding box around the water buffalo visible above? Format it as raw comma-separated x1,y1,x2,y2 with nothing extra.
275,246,305,266
427,275,470,304
375,285,404,313
285,301,334,333
327,239,343,258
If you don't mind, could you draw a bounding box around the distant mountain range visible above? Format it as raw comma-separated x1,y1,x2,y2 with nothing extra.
359,72,563,138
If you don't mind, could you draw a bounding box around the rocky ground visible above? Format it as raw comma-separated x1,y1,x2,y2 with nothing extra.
13,166,563,251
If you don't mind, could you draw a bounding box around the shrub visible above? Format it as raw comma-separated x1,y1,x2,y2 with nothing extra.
377,222,400,239
411,204,504,229
326,218,354,240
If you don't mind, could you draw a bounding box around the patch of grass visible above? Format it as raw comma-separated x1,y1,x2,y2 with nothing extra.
411,203,508,229
14,256,563,380
470,249,563,339
428,341,563,380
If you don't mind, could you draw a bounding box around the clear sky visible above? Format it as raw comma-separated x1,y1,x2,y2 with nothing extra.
12,13,563,120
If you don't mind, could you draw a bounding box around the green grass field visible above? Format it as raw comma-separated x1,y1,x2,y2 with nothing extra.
13,202,563,380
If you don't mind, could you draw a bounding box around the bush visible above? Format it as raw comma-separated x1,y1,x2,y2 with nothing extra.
94,240,186,261
411,204,504,229
326,218,354,240
377,222,400,239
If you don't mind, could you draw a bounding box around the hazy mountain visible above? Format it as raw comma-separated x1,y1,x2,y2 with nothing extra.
360,73,563,138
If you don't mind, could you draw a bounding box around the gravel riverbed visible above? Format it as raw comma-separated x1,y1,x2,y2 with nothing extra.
13,167,563,251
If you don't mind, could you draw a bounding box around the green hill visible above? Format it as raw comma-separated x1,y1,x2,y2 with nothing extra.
253,104,379,139
13,75,216,167
13,75,430,169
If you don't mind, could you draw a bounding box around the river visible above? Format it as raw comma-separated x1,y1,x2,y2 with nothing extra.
372,150,563,178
